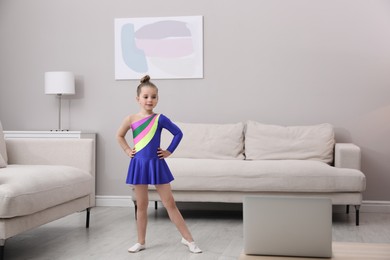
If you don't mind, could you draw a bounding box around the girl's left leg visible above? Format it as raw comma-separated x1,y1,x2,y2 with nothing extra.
155,184,193,241
155,184,202,253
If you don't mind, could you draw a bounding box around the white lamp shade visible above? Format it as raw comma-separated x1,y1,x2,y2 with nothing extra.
45,71,75,95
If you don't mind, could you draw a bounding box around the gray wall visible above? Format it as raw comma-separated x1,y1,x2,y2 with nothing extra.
1,0,390,201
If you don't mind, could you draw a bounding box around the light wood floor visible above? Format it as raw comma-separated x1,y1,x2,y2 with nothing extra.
4,203,390,260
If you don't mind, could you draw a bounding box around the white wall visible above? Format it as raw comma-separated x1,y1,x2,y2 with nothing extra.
1,0,390,200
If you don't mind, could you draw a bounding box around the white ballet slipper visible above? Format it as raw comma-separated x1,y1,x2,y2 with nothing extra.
128,243,145,253
181,238,202,253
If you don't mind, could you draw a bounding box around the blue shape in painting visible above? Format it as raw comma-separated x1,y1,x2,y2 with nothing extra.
121,23,148,73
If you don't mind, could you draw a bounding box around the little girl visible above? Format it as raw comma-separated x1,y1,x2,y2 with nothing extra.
116,75,202,254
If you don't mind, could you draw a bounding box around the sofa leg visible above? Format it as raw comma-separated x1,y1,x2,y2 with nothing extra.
86,208,91,228
155,201,158,210
0,239,5,260
355,205,360,226
346,205,350,214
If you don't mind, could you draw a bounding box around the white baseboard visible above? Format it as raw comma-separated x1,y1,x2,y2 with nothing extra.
95,196,390,213
361,200,390,213
96,196,133,207
95,195,157,208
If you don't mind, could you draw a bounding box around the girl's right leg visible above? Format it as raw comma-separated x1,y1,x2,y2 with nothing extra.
129,185,149,253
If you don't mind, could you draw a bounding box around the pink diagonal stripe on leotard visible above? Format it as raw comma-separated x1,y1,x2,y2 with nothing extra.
133,114,158,145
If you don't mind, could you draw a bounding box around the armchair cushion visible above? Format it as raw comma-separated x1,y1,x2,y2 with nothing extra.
0,165,92,218
0,154,5,168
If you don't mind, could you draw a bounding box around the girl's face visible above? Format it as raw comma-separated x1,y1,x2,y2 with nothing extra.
137,86,158,113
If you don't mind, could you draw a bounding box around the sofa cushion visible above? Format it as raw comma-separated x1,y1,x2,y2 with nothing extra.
0,165,92,218
0,121,7,166
161,122,245,160
165,158,365,193
245,121,335,163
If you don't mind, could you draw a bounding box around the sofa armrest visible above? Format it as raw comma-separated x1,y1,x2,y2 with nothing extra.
334,143,361,170
5,138,95,175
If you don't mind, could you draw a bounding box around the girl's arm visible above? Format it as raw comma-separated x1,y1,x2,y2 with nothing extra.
158,114,183,158
116,115,135,157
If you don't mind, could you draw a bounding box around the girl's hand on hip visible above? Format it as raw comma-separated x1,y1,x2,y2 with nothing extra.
157,148,171,159
127,147,136,158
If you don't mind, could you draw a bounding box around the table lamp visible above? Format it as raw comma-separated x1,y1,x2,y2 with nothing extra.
44,71,75,131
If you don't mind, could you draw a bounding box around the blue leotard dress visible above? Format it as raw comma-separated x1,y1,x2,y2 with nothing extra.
126,114,183,185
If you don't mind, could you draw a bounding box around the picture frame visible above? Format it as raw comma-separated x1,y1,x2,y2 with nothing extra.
115,16,203,80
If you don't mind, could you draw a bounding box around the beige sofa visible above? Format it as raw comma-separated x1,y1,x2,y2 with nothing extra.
131,121,366,225
0,122,95,259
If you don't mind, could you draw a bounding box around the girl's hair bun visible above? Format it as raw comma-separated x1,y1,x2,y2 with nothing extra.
136,75,157,96
140,75,150,84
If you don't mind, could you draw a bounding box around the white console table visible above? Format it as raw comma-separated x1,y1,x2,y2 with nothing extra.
3,131,95,139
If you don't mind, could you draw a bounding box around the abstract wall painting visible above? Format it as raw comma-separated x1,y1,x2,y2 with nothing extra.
115,16,203,80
